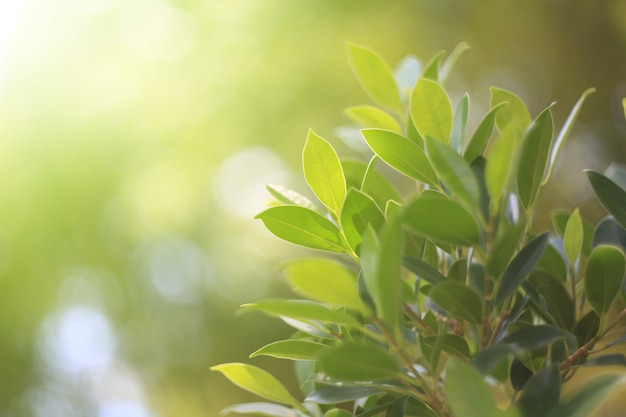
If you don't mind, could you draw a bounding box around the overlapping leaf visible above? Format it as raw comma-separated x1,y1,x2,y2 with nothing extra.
410,78,453,144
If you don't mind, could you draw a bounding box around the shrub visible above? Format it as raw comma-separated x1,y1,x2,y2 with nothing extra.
212,42,626,417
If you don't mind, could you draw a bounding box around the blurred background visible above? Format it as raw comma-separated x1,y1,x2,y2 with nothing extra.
0,0,625,416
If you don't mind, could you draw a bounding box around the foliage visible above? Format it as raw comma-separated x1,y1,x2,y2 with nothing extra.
212,42,626,417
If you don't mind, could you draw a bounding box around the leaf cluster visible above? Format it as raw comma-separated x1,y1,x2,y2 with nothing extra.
213,43,626,417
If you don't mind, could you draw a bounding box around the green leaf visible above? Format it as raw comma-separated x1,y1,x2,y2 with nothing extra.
584,245,626,315
450,93,469,152
445,359,500,417
403,256,445,284
425,135,480,208
346,42,403,113
386,395,409,417
563,208,583,266
342,159,401,211
410,78,453,144
303,130,347,215
361,129,437,185
220,402,298,417
405,191,481,247
340,188,385,254
605,161,626,190
344,105,401,133
464,103,505,163
422,50,446,81
439,41,471,84
586,170,626,229
305,386,380,404
486,219,526,278
500,324,577,352
361,218,403,336
517,365,560,417
243,300,361,328
211,363,299,407
516,106,554,209
471,344,515,374
428,281,483,324
266,184,320,212
510,358,533,391
490,87,531,136
250,340,330,361
544,375,621,417
256,206,349,253
592,216,626,249
573,310,601,347
448,258,468,282
485,126,518,214
420,333,470,358
527,271,574,330
324,409,353,417
543,88,595,186
284,258,366,313
318,342,400,381
552,210,594,257
495,232,550,306
580,353,626,367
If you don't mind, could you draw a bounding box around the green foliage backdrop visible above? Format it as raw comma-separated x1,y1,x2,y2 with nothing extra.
0,1,625,416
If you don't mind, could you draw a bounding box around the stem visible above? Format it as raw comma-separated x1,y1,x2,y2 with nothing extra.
488,298,511,346
481,274,492,349
404,305,437,336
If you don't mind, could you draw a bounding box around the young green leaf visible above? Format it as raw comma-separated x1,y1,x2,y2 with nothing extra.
409,78,453,144
250,340,330,361
490,87,531,135
342,159,401,210
284,258,367,313
584,245,626,315
403,256,446,284
428,281,483,324
516,106,554,209
211,363,299,407
464,102,505,163
256,206,350,253
586,170,626,229
303,130,346,215
425,135,480,208
220,402,298,417
344,105,401,133
450,93,469,152
318,342,400,381
495,232,550,306
404,191,481,247
360,128,437,185
421,50,446,81
346,42,403,113
485,126,518,214
445,359,500,417
563,208,583,266
324,409,353,417
340,188,385,254
243,300,362,328
439,41,470,84
266,183,320,212
543,88,595,186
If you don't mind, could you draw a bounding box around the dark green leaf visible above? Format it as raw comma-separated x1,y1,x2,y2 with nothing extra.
579,354,626,367
250,340,330,361
420,334,470,359
586,170,626,229
527,271,574,330
340,188,385,254
510,358,533,391
445,359,499,417
517,365,560,417
425,135,480,208
220,402,298,417
536,242,567,280
516,106,554,209
211,363,299,407
256,206,349,253
543,88,595,186
386,395,409,417
471,344,514,374
347,43,402,113
344,105,402,133
284,259,366,312
486,219,526,278
303,130,347,215
605,161,626,190
318,342,400,381
403,256,445,284
428,281,483,324
501,324,577,352
573,311,601,347
495,232,550,306
450,93,469,152
410,78,453,144
448,258,467,282
592,216,626,249
464,103,505,163
405,191,481,247
361,129,437,185
584,245,626,315
306,386,380,404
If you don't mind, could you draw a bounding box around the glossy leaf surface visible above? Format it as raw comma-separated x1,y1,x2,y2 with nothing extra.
410,78,453,144
250,340,329,361
361,129,437,185
584,245,626,315
303,130,346,215
344,105,401,132
586,170,626,229
266,183,320,212
256,206,349,253
464,103,505,163
340,188,385,254
563,208,583,266
490,87,531,135
318,342,400,381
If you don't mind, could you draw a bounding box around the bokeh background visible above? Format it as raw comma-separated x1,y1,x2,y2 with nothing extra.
1,0,626,416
